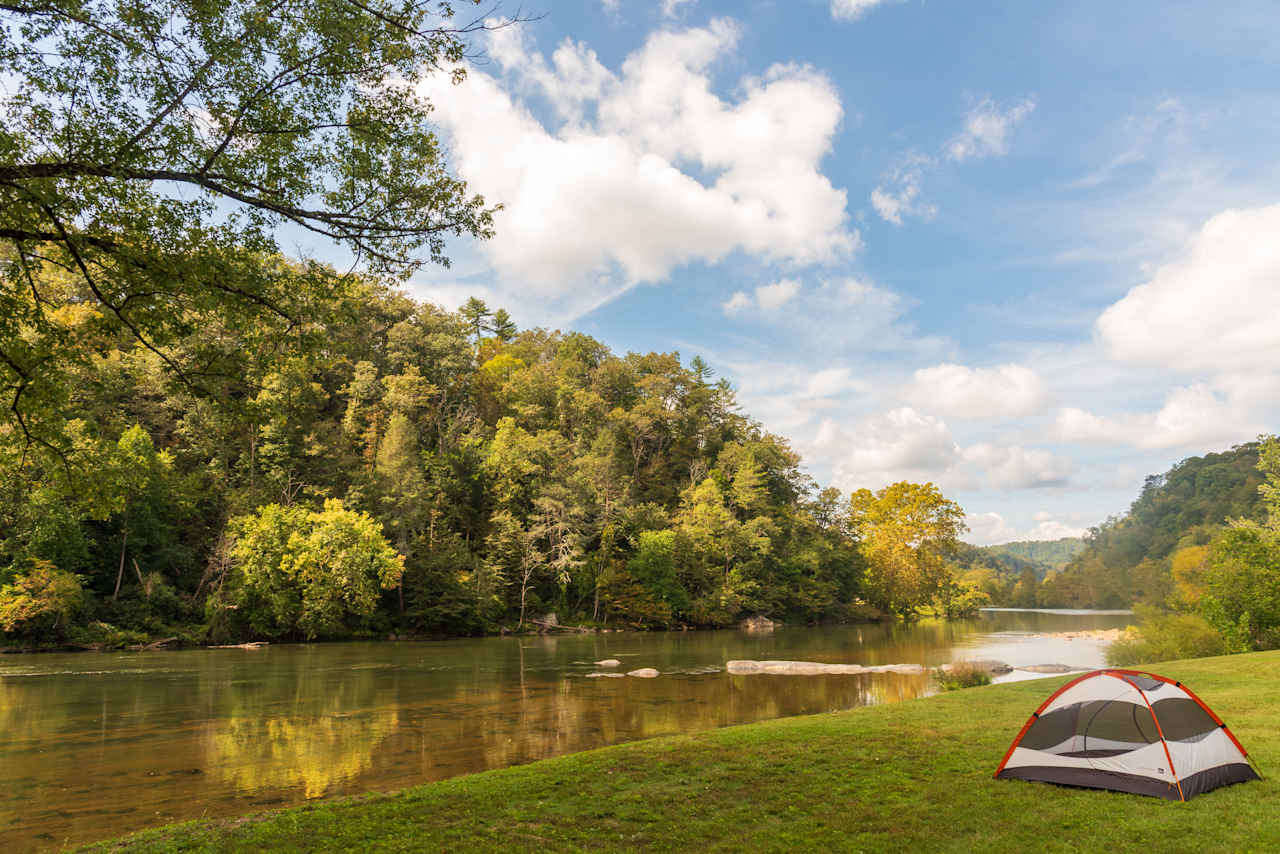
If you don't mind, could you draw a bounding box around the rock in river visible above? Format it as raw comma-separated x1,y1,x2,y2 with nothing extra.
739,615,777,633
940,659,1013,675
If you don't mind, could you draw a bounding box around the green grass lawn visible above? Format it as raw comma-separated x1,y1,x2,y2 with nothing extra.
85,651,1279,853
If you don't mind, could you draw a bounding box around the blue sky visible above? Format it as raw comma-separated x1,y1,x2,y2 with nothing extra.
405,0,1280,544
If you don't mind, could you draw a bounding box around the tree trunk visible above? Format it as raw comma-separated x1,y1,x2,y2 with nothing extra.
112,511,129,601
518,564,533,629
397,527,407,615
594,523,610,623
133,558,149,599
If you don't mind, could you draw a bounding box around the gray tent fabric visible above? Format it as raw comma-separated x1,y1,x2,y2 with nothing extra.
994,669,1261,800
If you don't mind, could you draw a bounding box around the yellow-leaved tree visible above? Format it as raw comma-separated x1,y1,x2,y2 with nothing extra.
847,481,966,617
211,500,403,641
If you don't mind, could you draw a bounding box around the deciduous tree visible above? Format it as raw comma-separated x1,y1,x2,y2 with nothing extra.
215,499,403,639
847,481,965,617
1,0,502,450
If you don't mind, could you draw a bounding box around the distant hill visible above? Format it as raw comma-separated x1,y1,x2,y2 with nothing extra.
1040,441,1267,608
951,539,1072,607
983,538,1085,572
954,538,1085,586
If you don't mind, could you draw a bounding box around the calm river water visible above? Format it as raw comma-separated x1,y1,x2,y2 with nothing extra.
1,609,1130,851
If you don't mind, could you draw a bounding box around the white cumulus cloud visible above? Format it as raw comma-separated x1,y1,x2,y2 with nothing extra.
870,186,909,225
1028,519,1090,540
1052,383,1263,450
910,363,1049,418
802,405,1074,495
722,291,753,314
756,279,801,311
1096,203,1280,374
418,20,856,317
965,512,1019,545
965,512,1087,546
961,444,1074,490
724,360,870,437
823,407,961,491
722,279,801,315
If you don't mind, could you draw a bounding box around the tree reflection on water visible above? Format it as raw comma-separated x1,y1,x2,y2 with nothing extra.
0,612,1128,852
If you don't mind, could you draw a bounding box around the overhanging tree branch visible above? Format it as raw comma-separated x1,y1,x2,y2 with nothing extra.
0,0,504,450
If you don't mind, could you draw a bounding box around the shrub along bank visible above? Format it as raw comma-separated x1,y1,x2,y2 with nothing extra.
86,650,1279,853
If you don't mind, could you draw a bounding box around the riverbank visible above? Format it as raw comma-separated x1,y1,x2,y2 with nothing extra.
0,625,698,655
83,650,1278,853
0,614,840,655
0,605,1102,656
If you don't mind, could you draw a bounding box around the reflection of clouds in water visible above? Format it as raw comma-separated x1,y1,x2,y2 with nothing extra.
949,610,1128,674
954,635,1113,674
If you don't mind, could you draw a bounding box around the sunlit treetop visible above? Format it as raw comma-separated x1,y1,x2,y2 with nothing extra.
0,0,512,448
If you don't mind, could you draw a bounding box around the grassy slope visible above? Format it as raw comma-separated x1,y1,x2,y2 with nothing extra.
87,651,1279,854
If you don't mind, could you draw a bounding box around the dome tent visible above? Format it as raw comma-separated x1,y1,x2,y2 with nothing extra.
994,668,1261,800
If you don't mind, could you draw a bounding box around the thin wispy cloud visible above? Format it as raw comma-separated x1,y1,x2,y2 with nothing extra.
871,97,1034,225
870,159,936,225
946,97,1037,161
830,0,893,22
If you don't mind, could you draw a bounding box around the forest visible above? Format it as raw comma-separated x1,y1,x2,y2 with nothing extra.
0,272,987,647
0,1,992,649
1020,442,1267,609
950,537,1084,608
6,1,1271,656
960,439,1280,663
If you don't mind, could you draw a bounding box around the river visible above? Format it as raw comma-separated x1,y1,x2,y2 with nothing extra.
0,609,1130,851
